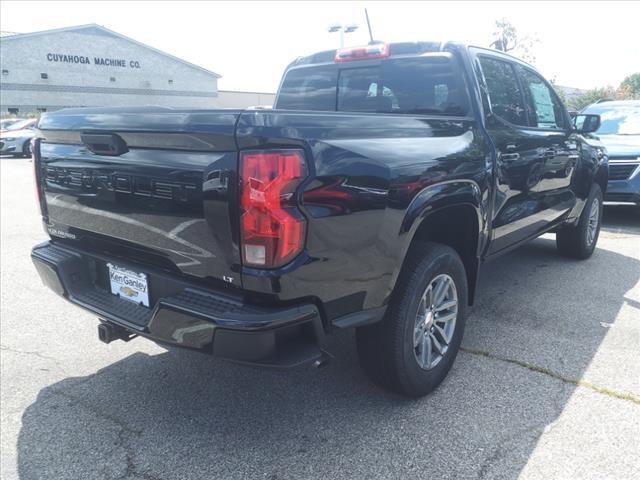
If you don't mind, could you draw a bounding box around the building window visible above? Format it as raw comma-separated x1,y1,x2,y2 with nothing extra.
40,73,48,79
37,107,47,113
168,79,173,84
2,69,8,75
8,108,19,115
110,77,116,82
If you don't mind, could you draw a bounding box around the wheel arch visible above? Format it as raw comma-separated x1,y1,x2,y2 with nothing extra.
392,181,486,306
594,162,608,194
566,152,608,224
22,137,32,155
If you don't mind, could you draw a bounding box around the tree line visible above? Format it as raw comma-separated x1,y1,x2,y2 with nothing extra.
557,74,640,111
491,19,640,111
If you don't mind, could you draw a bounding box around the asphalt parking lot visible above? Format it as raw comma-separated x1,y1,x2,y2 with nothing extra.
1,156,639,480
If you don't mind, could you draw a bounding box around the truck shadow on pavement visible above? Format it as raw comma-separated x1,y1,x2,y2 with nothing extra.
17,214,640,480
602,204,640,234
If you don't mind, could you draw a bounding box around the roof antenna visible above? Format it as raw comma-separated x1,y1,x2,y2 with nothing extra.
365,8,376,44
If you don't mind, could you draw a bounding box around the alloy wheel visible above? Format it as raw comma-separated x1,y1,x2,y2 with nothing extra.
586,197,599,246
413,273,458,370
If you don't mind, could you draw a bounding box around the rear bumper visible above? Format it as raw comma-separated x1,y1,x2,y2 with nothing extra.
31,241,326,367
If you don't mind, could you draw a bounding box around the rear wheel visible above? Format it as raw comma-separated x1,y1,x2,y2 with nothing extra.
356,242,467,397
556,183,603,259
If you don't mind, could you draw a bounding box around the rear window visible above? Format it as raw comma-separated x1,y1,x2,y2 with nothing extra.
276,55,469,116
274,67,338,111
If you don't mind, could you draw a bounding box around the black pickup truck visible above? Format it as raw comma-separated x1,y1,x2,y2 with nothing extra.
31,41,607,397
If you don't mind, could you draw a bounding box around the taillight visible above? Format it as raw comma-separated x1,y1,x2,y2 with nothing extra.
335,43,390,62
240,150,307,268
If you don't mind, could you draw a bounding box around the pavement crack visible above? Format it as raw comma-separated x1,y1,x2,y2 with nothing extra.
117,429,165,480
0,344,61,364
49,389,165,480
49,388,141,435
476,380,567,479
0,344,69,373
2,342,161,479
461,346,640,406
476,422,540,480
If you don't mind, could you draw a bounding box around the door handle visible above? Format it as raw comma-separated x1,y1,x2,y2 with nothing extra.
543,148,556,158
502,153,520,163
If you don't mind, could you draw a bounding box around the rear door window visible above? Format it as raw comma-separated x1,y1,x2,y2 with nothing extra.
479,57,527,126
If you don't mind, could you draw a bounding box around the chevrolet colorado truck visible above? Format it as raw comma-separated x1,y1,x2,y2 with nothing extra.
31,41,607,397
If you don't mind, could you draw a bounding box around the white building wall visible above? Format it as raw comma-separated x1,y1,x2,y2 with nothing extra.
0,26,219,113
215,91,276,108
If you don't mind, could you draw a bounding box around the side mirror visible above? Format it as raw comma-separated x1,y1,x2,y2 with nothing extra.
573,114,600,133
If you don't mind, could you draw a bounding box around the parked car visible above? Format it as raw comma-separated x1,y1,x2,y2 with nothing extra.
0,118,38,157
581,100,639,206
0,117,36,133
0,118,22,131
30,41,606,397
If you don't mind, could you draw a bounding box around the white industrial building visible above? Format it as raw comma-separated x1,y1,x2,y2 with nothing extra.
0,24,274,114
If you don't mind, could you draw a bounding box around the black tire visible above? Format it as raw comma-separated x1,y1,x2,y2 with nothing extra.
356,242,467,397
22,139,32,158
556,183,603,259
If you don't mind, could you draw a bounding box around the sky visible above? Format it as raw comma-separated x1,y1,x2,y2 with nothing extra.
1,1,639,93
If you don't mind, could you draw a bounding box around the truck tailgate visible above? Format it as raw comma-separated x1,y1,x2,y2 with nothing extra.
36,108,242,287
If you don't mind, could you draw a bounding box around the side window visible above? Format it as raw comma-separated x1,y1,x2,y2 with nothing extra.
517,67,566,129
479,57,527,126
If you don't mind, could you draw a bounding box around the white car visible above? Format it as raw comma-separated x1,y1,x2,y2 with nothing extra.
0,118,21,130
0,119,37,157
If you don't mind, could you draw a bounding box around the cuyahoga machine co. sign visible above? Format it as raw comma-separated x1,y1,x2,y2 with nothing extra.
46,53,141,68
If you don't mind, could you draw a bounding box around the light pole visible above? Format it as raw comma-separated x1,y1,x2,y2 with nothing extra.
328,23,359,48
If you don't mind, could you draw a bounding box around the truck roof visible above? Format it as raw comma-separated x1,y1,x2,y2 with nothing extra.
288,40,536,71
290,41,453,67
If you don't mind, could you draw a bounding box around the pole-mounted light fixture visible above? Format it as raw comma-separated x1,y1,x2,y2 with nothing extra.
327,23,359,48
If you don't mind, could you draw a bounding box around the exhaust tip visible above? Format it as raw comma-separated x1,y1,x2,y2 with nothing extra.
313,351,332,369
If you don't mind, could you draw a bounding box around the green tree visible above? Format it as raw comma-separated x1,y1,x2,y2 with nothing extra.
567,87,616,111
490,18,538,64
619,73,640,98
549,77,567,105
566,74,640,111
